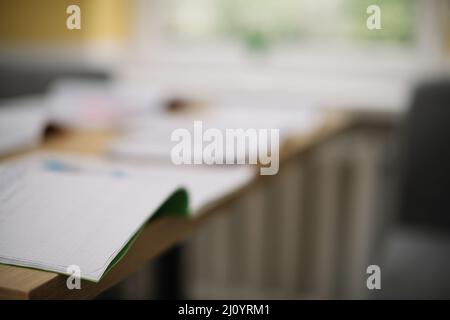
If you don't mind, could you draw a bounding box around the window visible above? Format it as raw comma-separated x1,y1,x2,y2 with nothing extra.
160,0,416,51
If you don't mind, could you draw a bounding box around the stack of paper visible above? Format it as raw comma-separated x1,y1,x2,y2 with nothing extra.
0,97,47,156
108,102,325,161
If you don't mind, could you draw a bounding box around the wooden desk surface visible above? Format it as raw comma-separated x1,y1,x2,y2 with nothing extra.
0,110,361,299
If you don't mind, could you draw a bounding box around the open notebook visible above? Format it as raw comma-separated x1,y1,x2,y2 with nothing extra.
0,153,254,282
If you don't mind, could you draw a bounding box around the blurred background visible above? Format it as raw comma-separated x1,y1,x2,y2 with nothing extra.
1,0,450,299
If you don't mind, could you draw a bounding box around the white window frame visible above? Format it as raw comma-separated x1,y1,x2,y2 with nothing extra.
131,0,447,74
122,0,450,111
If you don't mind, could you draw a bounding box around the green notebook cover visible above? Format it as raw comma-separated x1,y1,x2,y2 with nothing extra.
101,187,190,280
0,187,190,282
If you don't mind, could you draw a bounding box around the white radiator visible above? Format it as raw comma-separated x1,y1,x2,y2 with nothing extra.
183,128,391,299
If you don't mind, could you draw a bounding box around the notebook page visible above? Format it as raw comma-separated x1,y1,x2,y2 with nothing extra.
35,153,256,216
0,159,178,282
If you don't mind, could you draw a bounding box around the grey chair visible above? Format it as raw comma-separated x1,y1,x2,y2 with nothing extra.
376,79,450,299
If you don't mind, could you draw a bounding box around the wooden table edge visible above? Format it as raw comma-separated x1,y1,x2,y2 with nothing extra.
1,109,394,299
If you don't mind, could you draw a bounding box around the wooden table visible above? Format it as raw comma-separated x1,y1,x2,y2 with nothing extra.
0,110,385,299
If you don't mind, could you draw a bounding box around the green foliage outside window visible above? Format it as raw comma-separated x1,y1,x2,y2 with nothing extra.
163,0,416,51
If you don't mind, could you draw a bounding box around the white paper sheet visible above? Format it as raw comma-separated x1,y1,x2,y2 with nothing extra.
0,97,47,156
108,104,325,162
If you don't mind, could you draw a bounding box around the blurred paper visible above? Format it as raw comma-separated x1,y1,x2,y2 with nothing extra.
38,153,255,214
47,79,165,130
108,102,325,162
0,97,47,156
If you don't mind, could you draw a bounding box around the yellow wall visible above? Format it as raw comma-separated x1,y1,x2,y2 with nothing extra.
0,0,131,44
